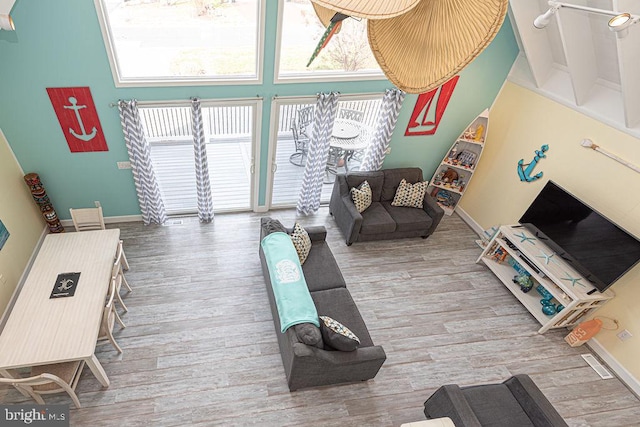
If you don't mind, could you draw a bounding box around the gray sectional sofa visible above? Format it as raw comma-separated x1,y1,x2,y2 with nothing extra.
329,167,444,245
258,217,386,391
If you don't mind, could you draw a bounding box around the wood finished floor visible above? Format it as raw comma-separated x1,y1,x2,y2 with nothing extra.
2,209,640,426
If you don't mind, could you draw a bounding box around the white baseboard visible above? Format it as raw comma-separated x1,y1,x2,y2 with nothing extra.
588,338,640,398
455,207,484,237
254,205,269,213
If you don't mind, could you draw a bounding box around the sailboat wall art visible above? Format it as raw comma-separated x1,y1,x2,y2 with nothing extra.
405,76,459,136
427,108,489,215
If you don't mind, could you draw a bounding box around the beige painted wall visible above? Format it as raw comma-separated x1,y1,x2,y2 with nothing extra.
460,82,640,381
0,129,45,318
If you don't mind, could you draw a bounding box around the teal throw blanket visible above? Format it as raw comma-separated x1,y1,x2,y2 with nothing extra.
261,232,319,332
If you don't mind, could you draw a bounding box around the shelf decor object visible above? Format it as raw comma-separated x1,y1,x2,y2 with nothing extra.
477,225,613,333
427,108,489,215
24,173,64,234
581,139,640,174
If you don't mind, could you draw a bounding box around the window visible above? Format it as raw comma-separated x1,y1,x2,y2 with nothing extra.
94,0,264,87
275,0,384,82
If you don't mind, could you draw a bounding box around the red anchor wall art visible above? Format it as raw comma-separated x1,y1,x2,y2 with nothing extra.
46,87,108,152
405,76,460,136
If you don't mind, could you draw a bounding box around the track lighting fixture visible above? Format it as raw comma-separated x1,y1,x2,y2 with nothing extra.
534,1,640,38
0,0,16,31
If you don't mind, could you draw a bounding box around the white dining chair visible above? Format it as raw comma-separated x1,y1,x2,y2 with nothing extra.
110,262,128,313
117,239,130,271
0,361,86,408
115,241,132,291
97,280,126,353
69,207,105,232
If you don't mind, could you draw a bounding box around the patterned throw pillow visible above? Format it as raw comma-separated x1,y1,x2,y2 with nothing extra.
350,180,372,213
319,315,360,351
391,179,428,208
290,222,312,264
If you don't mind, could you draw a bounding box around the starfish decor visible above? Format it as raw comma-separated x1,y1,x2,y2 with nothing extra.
514,231,536,245
560,272,586,288
536,250,555,265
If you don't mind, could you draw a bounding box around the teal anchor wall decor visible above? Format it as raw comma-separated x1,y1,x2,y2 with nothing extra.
517,144,549,182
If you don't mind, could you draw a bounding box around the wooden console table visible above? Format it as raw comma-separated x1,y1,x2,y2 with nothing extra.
477,225,614,333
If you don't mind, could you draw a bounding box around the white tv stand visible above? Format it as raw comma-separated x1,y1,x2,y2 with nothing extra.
477,225,614,333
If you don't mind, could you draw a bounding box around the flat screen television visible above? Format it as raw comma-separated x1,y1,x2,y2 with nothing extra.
518,181,640,293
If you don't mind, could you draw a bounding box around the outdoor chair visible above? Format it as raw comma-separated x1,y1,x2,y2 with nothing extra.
0,361,86,408
289,106,314,166
338,108,364,122
70,207,105,232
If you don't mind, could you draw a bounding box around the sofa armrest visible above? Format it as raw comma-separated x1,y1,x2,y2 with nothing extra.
422,192,445,236
293,342,386,365
423,385,482,427
305,226,327,242
329,176,363,245
505,375,568,427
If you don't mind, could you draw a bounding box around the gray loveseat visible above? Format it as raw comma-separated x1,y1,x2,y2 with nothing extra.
423,374,568,427
329,167,445,245
258,217,386,391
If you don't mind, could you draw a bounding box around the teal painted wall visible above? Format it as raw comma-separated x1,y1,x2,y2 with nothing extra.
0,1,518,218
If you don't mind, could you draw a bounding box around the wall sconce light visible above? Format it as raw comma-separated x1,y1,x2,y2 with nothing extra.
534,1,640,38
0,0,17,31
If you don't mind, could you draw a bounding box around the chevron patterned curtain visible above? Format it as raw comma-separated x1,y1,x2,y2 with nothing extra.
118,100,167,225
191,98,214,223
296,92,339,215
360,89,406,171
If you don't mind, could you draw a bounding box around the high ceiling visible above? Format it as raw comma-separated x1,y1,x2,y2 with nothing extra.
507,0,640,138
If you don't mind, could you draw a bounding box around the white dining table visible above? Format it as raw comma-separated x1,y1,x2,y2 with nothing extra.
329,119,371,173
0,229,121,387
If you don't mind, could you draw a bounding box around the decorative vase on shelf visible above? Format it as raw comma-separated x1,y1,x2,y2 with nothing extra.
542,301,557,316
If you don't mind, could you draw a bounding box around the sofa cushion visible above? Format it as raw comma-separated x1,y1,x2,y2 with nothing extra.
391,179,428,208
360,202,396,235
294,323,323,349
311,287,374,347
302,240,347,292
463,384,536,427
382,201,434,233
346,171,384,202
351,180,372,213
319,315,360,351
291,222,312,264
381,168,424,201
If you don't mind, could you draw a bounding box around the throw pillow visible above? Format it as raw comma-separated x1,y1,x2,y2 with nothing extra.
350,180,372,213
391,178,428,208
263,218,287,235
293,323,323,349
319,315,360,351
290,222,312,265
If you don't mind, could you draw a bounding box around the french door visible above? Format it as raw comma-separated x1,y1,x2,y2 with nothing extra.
266,95,382,209
142,99,262,215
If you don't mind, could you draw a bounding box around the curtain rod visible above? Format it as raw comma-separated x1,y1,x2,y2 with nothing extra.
272,91,387,101
109,96,263,108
